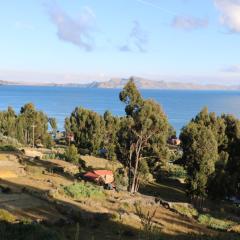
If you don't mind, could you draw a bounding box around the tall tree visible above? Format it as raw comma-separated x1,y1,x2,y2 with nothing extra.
102,111,119,160
180,122,218,204
118,79,171,193
65,107,105,155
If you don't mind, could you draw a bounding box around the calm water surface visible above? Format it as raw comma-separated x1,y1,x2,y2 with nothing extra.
0,86,240,134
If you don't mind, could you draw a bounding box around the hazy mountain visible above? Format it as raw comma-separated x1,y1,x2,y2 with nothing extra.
86,77,240,90
0,80,17,85
1,77,240,90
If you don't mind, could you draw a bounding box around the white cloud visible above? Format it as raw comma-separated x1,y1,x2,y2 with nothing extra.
222,64,240,72
214,0,240,33
45,2,96,51
172,16,208,31
119,21,148,52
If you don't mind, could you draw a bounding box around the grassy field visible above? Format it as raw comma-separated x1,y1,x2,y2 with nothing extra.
0,148,239,240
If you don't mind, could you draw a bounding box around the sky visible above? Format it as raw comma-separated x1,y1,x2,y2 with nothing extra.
0,0,240,84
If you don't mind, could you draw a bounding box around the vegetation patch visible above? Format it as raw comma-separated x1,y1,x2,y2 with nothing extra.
62,182,105,200
25,165,45,175
0,221,62,240
198,214,235,231
0,209,16,223
172,204,198,218
166,163,186,179
0,145,19,152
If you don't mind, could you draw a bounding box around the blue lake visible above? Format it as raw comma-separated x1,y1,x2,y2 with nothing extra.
0,86,240,135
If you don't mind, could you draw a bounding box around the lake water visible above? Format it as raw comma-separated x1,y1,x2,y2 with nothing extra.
0,86,240,135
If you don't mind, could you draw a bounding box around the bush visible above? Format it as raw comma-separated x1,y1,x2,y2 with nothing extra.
0,221,62,240
167,163,186,179
64,145,80,164
114,168,129,191
0,209,16,222
0,145,18,152
172,204,198,218
198,214,235,231
25,166,44,175
0,133,21,147
63,182,104,200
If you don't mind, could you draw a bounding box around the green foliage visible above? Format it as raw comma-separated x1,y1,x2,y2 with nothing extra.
48,117,57,132
181,107,240,200
114,168,129,191
118,80,172,193
198,214,235,231
63,182,105,200
65,107,105,155
25,165,44,175
119,77,143,116
0,221,62,240
0,145,19,152
167,164,186,179
64,145,80,164
180,120,218,198
102,111,119,160
0,133,21,147
0,209,16,222
0,103,53,147
171,204,198,218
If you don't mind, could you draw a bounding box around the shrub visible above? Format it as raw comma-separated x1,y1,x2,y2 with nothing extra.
198,214,235,231
167,163,186,179
64,145,80,164
63,182,104,200
0,209,16,222
0,133,21,147
172,204,198,218
0,221,62,240
114,168,129,191
25,166,44,175
0,145,18,152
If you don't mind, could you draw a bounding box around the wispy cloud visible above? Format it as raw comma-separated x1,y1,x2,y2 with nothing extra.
214,0,240,33
119,21,148,53
135,0,176,15
222,64,240,73
45,1,96,51
172,16,209,31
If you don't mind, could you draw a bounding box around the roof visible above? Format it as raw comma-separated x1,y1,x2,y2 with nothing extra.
93,170,113,176
84,170,113,179
84,171,99,179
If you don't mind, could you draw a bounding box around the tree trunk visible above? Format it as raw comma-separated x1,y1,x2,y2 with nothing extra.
130,140,142,193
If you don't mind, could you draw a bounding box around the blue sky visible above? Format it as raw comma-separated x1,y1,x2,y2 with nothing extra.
0,0,240,84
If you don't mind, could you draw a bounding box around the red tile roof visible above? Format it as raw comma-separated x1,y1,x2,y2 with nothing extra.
84,170,113,179
93,170,113,176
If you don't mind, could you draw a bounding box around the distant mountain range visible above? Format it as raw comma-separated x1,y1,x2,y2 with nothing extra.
1,77,240,90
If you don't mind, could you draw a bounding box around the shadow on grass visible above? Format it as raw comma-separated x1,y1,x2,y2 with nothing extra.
22,156,75,181
0,179,239,240
139,178,188,203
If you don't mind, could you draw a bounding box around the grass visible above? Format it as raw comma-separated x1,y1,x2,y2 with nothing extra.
25,165,45,175
167,164,187,179
171,204,198,218
0,221,63,240
62,182,105,200
140,179,187,202
198,214,236,231
0,209,16,222
0,145,19,152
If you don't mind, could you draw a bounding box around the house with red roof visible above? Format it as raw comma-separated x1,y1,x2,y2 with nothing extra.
84,170,114,184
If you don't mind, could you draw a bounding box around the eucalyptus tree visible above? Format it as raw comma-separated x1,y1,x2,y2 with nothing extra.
118,79,171,193
65,107,105,155
180,122,218,205
102,111,120,160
